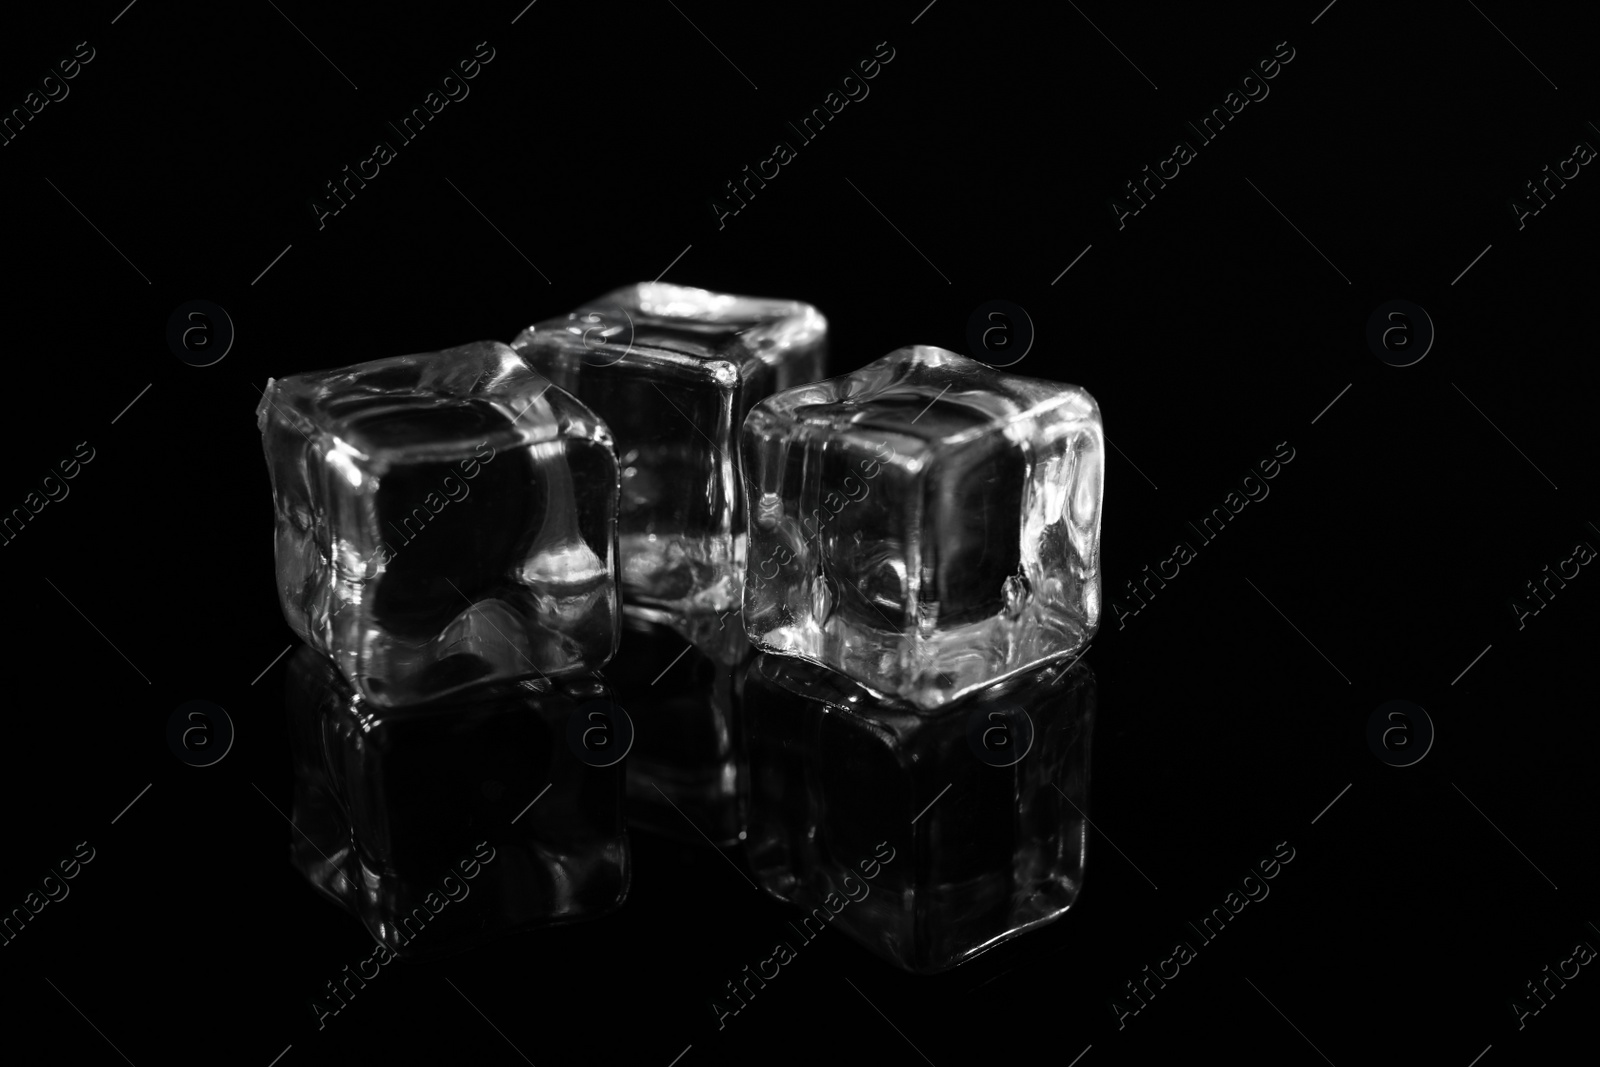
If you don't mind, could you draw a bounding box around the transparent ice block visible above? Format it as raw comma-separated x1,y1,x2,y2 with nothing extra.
512,283,825,662
742,345,1102,709
257,340,620,706
284,645,629,960
742,653,1093,974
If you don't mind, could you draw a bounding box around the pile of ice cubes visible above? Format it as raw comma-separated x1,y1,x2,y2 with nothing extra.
259,282,1103,972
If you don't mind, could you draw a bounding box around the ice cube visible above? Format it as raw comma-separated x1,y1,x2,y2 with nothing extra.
257,340,620,706
603,614,753,846
742,653,1094,974
512,283,826,662
284,645,630,960
742,345,1102,708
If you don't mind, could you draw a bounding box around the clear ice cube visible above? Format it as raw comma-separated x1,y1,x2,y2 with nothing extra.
512,283,826,662
257,340,620,706
284,645,630,960
742,345,1102,708
743,653,1094,974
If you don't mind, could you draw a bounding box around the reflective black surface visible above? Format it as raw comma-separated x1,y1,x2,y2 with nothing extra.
8,3,1600,1063
284,646,629,960
604,614,753,847
744,653,1093,973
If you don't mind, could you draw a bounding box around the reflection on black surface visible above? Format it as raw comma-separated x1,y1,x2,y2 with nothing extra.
743,653,1094,974
285,644,629,960
603,615,753,847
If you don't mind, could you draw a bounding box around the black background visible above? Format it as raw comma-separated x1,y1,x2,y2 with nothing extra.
2,1,1596,1064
